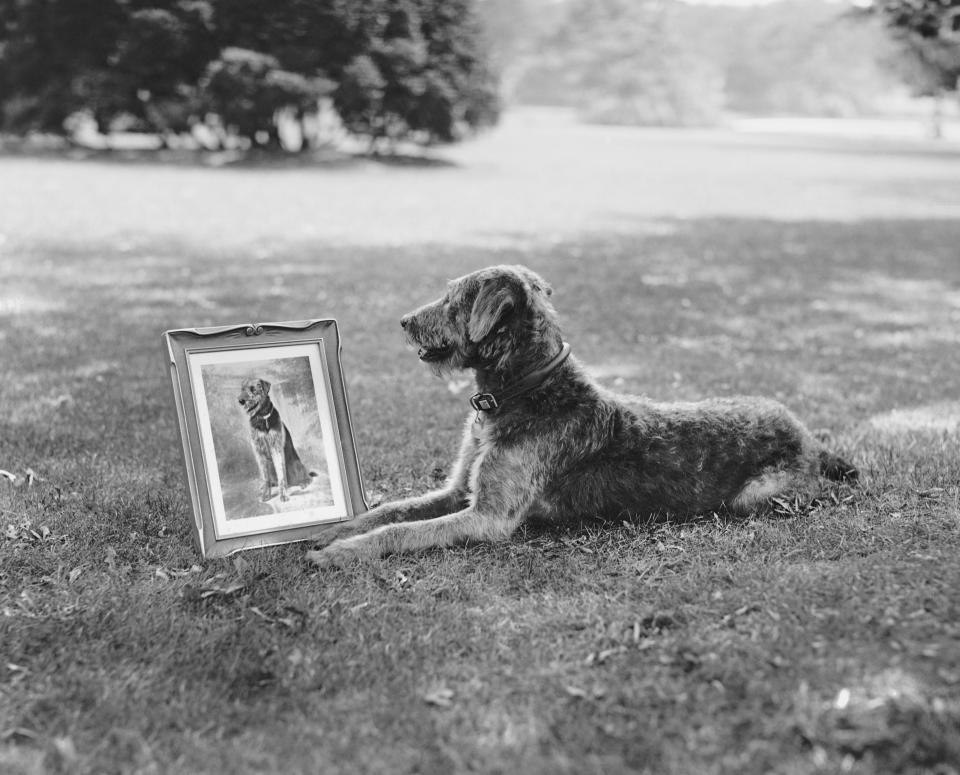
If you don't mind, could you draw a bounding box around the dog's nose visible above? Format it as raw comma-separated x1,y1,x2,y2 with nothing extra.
400,315,410,330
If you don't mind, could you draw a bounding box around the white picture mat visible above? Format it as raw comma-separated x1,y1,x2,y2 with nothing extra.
188,342,349,538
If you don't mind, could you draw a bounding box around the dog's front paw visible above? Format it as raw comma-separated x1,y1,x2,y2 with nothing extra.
259,485,272,501
306,538,363,569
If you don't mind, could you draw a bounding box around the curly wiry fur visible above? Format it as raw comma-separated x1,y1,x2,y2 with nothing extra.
307,265,856,568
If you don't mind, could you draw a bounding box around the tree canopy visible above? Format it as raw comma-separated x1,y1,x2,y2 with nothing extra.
0,0,500,149
497,0,907,126
859,0,960,98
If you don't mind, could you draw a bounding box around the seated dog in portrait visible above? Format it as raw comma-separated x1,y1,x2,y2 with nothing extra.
238,377,313,502
307,264,856,568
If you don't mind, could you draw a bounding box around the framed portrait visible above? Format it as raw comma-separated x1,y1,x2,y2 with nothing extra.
163,320,367,557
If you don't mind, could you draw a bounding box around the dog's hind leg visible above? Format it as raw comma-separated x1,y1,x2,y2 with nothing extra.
728,463,818,516
818,449,858,482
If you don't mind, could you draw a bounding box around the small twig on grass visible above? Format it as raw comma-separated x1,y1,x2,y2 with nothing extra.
423,686,455,708
0,727,39,742
1,468,43,486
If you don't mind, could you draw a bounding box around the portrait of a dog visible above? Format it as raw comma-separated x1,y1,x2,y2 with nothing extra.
198,355,336,521
237,376,314,503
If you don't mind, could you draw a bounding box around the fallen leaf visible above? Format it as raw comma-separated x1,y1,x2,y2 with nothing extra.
834,688,851,710
288,648,305,666
199,582,244,599
423,686,454,708
586,646,626,665
49,736,78,767
68,567,82,584
937,668,960,684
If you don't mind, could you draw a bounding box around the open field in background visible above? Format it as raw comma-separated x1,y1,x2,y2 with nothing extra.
1,110,960,773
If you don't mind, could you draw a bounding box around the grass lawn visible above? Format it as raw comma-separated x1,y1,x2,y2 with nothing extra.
2,114,960,773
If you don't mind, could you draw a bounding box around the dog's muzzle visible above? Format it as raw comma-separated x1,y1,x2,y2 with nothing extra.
417,345,453,362
402,314,453,362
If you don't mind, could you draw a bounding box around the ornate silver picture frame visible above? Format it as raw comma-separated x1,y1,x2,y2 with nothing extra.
163,320,367,557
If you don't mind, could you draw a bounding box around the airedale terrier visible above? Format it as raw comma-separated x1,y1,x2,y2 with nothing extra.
307,265,855,567
238,377,313,502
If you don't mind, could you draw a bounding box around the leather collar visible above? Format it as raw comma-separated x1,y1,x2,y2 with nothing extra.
252,406,276,426
470,342,571,413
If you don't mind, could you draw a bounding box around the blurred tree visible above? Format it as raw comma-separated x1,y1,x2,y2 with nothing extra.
108,4,216,137
475,0,567,100
334,0,499,148
869,0,960,40
0,0,127,132
856,1,960,136
713,0,900,117
514,0,724,126
198,47,333,148
0,0,498,149
509,0,905,122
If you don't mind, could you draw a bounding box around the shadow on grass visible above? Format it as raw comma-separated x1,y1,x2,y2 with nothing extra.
2,216,960,774
0,142,459,171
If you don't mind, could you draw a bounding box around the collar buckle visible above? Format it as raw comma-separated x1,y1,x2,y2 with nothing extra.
470,393,499,413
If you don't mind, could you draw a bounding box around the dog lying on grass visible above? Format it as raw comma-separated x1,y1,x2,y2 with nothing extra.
307,264,856,568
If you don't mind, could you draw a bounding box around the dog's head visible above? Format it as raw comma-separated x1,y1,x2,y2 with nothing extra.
400,264,561,375
238,377,271,415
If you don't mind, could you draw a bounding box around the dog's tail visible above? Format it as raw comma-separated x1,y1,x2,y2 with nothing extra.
818,449,858,482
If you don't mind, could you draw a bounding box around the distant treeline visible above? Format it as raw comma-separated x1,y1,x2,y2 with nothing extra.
0,0,500,149
481,0,960,127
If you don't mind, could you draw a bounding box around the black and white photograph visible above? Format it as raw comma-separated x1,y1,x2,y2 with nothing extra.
3,0,960,772
191,344,345,535
163,321,365,557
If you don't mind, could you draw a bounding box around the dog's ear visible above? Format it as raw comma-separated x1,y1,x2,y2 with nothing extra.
468,277,525,342
524,269,552,297
258,378,271,394
509,265,553,297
